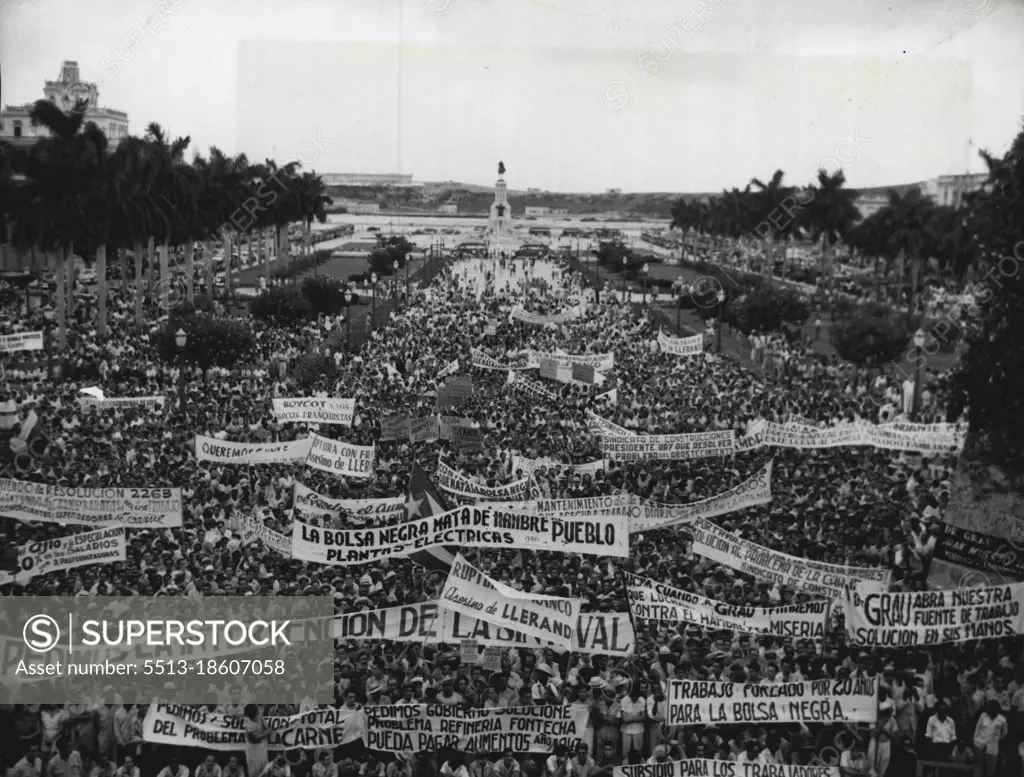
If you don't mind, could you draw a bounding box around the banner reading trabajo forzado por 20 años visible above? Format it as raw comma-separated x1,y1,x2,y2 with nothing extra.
687,517,891,599
440,554,581,648
272,397,356,426
0,479,182,528
601,430,736,461
626,573,829,639
840,581,1024,647
365,703,590,753
668,677,878,725
291,503,628,565
331,603,635,656
614,761,838,777
304,435,375,479
194,436,313,465
142,704,364,751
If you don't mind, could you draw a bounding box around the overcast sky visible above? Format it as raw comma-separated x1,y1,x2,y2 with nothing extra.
2,0,1023,192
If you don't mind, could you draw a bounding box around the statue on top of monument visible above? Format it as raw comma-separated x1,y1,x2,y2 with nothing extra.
498,161,505,176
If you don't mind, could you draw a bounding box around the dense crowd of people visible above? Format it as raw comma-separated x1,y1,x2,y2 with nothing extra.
0,253,1010,777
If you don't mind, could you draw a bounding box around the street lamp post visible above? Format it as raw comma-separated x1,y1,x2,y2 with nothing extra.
716,290,726,352
676,283,687,336
642,263,650,305
175,328,188,415
405,253,411,301
912,328,926,419
345,291,353,350
621,256,628,301
370,272,378,330
392,260,399,309
42,307,55,380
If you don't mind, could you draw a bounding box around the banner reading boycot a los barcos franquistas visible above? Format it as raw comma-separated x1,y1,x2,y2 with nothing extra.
668,677,878,725
0,480,182,528
688,517,891,599
304,434,375,479
272,397,356,426
194,436,313,464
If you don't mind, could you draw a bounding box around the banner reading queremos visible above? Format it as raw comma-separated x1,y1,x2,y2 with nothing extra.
194,436,313,464
614,761,838,777
631,461,773,531
840,583,1024,647
365,703,590,753
667,677,878,725
272,397,356,426
330,603,635,655
626,573,829,639
440,554,581,648
305,435,375,479
0,527,126,585
602,430,737,461
435,462,538,500
290,503,628,564
688,517,892,599
0,331,43,352
0,480,182,528
142,704,364,751
657,330,704,356
292,483,404,525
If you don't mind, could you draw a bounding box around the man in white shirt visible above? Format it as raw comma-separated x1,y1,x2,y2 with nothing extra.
925,705,956,760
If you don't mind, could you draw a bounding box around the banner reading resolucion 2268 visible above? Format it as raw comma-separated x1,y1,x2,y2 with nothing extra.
194,436,312,464
0,480,182,528
626,573,829,639
440,554,580,648
688,517,891,599
841,582,1024,647
668,677,878,725
614,761,838,777
291,504,628,565
657,330,704,356
272,398,356,426
305,435,375,479
602,430,736,461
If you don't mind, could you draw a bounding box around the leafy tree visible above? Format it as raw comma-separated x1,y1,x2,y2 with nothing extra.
251,285,312,324
302,276,349,316
724,287,809,333
831,315,910,366
369,249,399,277
596,240,629,268
292,352,337,390
157,312,256,369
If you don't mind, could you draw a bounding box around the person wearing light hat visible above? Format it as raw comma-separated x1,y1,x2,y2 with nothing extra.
532,663,561,704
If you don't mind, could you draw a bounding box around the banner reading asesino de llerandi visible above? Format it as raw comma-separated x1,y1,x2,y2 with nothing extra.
840,583,1024,647
142,704,364,751
688,517,891,599
331,602,635,656
364,703,590,754
626,573,829,638
304,435,375,479
667,677,878,725
194,436,313,464
602,430,736,461
272,397,356,426
0,479,182,528
657,330,704,356
614,761,838,777
0,331,43,352
435,462,537,501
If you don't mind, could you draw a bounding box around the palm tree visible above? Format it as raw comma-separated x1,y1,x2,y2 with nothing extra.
881,188,938,318
798,169,860,289
749,171,796,284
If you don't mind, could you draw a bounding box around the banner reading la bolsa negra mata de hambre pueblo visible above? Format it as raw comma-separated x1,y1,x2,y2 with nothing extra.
272,397,356,426
840,581,1024,647
440,554,581,648
364,703,590,753
687,517,891,599
0,479,182,528
290,503,628,565
668,677,878,725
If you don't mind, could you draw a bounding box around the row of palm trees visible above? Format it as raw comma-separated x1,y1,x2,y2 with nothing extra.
669,168,981,297
0,98,332,350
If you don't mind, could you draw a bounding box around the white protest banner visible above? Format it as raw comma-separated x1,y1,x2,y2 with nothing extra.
585,411,636,437
305,434,375,479
508,371,559,403
688,517,892,599
331,603,635,656
626,573,829,639
486,493,639,521
364,703,590,753
435,462,537,501
631,461,772,531
668,677,878,725
657,330,704,356
440,554,580,648
14,527,126,581
410,416,441,442
142,704,364,751
195,436,312,465
290,503,628,565
241,517,291,556
436,359,460,379
527,350,614,372
78,396,166,410
0,331,43,352
511,306,582,325
511,456,607,479
737,420,963,454
841,582,1024,647
470,347,529,371
614,761,838,777
272,398,356,426
380,413,411,442
0,480,182,528
292,483,404,524
602,430,736,461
